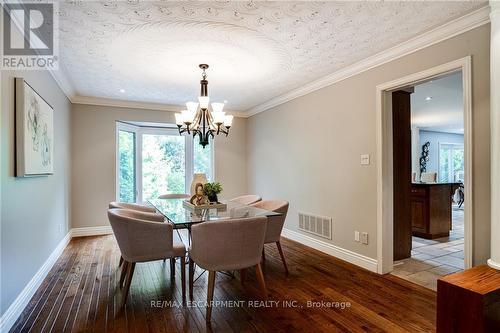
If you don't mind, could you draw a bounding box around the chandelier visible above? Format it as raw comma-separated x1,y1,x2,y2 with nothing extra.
175,64,233,148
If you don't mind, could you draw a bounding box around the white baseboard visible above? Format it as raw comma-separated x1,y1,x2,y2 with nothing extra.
281,228,378,273
0,231,72,332
71,226,113,238
0,226,114,332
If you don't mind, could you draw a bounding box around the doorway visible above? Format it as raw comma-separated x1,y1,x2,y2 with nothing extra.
391,72,465,290
376,57,473,289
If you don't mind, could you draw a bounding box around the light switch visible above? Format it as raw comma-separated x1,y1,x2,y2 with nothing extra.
360,154,370,165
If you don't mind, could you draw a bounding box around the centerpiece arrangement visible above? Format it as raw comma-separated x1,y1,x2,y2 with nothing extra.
183,174,226,212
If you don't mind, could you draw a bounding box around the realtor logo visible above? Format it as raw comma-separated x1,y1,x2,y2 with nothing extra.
1,1,58,69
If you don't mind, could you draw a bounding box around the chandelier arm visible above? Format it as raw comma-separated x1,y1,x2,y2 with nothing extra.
206,108,216,126
179,127,191,135
191,108,202,129
218,127,229,136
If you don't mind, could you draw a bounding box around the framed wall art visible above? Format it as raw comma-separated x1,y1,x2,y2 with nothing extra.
15,78,54,176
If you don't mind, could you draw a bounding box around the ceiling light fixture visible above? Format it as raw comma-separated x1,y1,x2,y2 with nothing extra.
119,88,125,93
175,64,233,148
425,96,432,101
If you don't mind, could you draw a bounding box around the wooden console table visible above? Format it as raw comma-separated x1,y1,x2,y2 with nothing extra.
437,265,500,332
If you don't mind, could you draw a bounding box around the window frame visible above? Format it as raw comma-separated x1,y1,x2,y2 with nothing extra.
115,122,139,203
438,142,464,183
116,122,215,203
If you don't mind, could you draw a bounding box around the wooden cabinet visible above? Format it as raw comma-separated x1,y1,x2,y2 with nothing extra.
411,198,427,231
411,183,455,239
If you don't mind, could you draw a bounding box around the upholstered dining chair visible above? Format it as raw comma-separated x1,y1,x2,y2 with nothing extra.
108,203,165,222
108,206,179,281
107,209,187,308
158,193,190,199
109,201,157,213
250,200,289,274
189,217,268,322
108,208,165,268
229,194,262,205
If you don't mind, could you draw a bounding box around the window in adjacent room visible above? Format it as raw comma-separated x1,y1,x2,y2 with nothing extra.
439,143,464,183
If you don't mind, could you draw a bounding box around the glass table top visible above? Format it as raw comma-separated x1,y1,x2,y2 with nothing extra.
148,198,281,226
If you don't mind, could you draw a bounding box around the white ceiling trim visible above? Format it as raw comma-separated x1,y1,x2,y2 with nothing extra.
71,95,247,117
246,5,491,117
49,64,76,102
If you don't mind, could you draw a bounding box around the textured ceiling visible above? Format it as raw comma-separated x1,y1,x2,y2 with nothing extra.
58,1,485,112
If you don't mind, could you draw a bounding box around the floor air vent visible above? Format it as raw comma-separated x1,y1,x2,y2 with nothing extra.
298,212,332,239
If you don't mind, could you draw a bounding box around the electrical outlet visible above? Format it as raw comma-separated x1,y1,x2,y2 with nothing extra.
361,232,369,245
354,231,360,242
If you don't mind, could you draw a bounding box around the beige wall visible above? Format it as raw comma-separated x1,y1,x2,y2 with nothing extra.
246,25,491,265
1,70,71,314
71,104,247,228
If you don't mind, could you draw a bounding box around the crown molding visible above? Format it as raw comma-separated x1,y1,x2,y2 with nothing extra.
71,95,247,117
48,65,77,102
72,95,185,112
245,5,491,117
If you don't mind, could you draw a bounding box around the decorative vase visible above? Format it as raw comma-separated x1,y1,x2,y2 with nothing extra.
207,194,218,203
190,173,207,196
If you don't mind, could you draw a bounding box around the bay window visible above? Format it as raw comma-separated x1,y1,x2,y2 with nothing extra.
116,122,214,203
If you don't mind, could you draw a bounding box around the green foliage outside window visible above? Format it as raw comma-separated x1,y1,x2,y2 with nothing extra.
194,139,212,181
119,128,214,202
142,134,185,201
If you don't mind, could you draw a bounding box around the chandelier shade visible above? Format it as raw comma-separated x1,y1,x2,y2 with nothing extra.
175,64,232,148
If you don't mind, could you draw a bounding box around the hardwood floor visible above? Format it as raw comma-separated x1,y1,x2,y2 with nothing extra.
10,235,436,332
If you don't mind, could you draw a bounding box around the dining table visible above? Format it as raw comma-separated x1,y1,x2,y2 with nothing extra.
148,197,281,232
148,197,282,279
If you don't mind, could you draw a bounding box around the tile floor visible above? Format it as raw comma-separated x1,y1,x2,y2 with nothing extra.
391,206,464,291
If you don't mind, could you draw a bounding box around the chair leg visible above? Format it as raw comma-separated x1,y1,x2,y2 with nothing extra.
170,258,175,279
206,271,216,322
240,269,246,284
118,256,123,267
276,241,289,274
255,263,267,300
121,262,136,308
180,257,186,301
262,247,266,261
119,261,129,288
189,259,194,300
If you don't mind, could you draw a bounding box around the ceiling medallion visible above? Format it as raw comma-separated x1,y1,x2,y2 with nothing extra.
175,64,233,148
